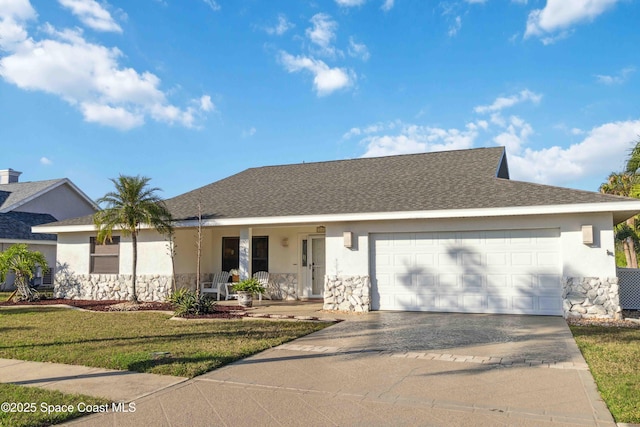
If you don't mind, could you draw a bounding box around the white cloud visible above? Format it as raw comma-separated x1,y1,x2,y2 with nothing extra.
493,115,534,154
448,16,461,37
335,0,366,7
279,51,354,96
202,0,220,11
0,14,212,130
242,127,256,137
525,0,620,41
343,120,399,139
465,0,487,4
348,37,369,61
381,0,394,11
360,122,481,157
0,0,36,51
0,0,36,20
265,14,294,36
199,95,214,112
40,156,52,165
474,89,542,114
596,66,635,85
81,102,143,129
58,0,121,33
306,13,338,57
508,119,640,185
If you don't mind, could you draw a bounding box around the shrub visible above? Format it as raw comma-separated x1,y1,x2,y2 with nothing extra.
167,288,214,317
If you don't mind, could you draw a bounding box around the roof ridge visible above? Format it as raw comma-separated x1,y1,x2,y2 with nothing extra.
245,146,505,171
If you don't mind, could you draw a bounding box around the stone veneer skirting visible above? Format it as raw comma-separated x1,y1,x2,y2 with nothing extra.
266,273,298,300
323,275,370,312
562,277,621,320
54,271,299,302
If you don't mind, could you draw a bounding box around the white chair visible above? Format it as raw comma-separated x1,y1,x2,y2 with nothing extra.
224,282,239,300
253,271,270,301
201,271,230,301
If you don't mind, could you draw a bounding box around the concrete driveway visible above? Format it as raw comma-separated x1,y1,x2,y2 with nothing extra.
69,313,615,426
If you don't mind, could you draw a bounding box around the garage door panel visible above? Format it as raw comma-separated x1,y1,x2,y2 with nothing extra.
461,252,482,266
513,296,535,310
437,294,460,309
462,274,483,289
487,253,507,266
416,274,435,286
462,295,485,310
438,253,457,265
511,252,533,265
371,229,562,315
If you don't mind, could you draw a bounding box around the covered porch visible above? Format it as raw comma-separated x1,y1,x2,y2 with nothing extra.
172,224,328,301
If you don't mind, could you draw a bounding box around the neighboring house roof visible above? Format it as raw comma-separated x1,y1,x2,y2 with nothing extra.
0,212,57,241
36,147,640,231
0,178,97,214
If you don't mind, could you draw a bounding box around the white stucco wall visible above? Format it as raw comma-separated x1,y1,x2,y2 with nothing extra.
18,183,96,220
56,230,173,276
325,212,617,279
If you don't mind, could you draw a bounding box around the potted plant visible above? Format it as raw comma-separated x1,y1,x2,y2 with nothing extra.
229,268,240,282
232,278,265,308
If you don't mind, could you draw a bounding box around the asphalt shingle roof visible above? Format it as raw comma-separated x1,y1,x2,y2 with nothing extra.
0,179,64,212
44,147,633,227
0,212,57,240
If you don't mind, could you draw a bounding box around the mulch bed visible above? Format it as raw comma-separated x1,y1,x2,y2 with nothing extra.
0,298,247,319
567,310,640,328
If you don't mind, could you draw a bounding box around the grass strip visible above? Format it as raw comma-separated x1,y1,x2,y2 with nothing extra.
570,325,640,424
0,383,110,427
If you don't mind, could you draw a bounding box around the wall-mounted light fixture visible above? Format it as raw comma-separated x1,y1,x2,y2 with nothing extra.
316,226,326,233
281,237,289,247
343,231,353,248
582,225,594,245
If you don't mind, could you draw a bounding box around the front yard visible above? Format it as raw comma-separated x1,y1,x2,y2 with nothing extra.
0,307,329,378
570,324,640,424
0,305,328,426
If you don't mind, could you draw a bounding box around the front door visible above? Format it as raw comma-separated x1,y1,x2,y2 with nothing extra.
311,236,326,297
300,235,325,298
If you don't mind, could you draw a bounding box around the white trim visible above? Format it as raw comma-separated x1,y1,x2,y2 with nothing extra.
0,179,98,213
32,201,640,233
0,238,57,245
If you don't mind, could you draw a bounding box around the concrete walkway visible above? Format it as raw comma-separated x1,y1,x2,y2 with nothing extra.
1,311,620,426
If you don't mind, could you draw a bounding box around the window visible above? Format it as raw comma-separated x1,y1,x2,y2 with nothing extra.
252,236,269,273
90,237,120,274
221,236,269,274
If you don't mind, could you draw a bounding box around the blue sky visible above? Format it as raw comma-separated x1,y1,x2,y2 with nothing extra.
1,0,639,201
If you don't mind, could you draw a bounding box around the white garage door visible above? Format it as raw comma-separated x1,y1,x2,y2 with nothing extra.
370,229,562,315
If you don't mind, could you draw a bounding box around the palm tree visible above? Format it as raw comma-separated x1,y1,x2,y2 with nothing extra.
600,172,639,268
94,175,173,303
0,244,48,301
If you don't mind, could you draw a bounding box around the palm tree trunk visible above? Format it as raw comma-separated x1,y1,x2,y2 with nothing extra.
623,240,632,267
131,232,139,303
627,218,639,268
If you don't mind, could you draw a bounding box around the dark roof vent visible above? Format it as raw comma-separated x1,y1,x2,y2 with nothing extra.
0,169,22,184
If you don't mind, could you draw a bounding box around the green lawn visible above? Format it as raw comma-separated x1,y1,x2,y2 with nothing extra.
0,384,110,427
0,307,329,378
570,325,640,424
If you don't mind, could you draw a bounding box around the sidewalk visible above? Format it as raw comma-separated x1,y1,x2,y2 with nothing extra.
0,358,186,402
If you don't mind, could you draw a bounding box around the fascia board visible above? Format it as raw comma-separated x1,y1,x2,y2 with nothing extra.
33,201,640,233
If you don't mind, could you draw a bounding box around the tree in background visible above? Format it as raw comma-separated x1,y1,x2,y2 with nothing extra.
0,244,48,301
600,138,640,267
94,175,173,303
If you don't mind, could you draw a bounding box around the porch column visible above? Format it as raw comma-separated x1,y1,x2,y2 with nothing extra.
239,228,252,280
